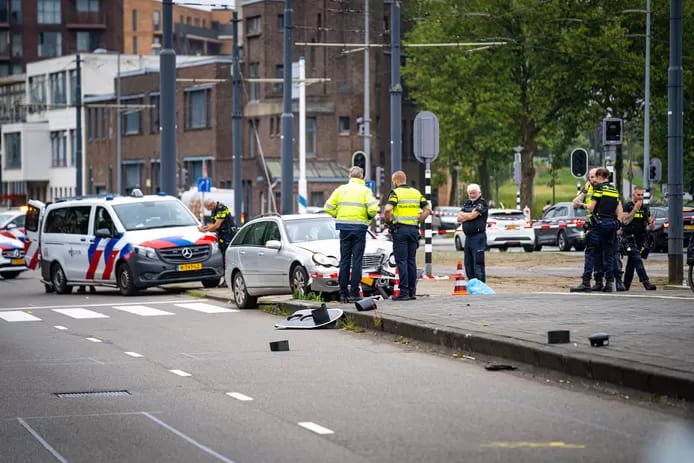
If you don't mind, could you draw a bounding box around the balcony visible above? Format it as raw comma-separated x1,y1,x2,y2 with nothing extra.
65,11,107,29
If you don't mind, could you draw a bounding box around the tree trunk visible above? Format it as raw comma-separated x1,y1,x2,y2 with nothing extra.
479,158,490,204
520,118,538,214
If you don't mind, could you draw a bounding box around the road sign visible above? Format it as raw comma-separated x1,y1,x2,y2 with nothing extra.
197,177,211,193
413,111,439,163
365,180,375,195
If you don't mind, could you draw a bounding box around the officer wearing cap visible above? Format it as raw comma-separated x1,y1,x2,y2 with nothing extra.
199,199,237,286
457,183,489,282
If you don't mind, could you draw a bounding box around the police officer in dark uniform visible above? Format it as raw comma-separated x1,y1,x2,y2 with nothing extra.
199,199,237,286
457,183,489,282
587,167,623,292
621,187,656,290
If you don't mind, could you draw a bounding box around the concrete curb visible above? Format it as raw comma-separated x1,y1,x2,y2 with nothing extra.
194,291,694,401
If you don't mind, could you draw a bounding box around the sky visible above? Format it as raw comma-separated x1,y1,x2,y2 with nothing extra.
172,0,237,10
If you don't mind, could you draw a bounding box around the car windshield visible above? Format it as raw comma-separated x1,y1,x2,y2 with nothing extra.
113,200,198,231
284,217,339,243
0,213,14,227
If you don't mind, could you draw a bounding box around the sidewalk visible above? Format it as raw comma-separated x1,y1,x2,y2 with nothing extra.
188,278,694,401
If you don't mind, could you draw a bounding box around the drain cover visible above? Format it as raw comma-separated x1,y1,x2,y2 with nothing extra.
54,390,131,398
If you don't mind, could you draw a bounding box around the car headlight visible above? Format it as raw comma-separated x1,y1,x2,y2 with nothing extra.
313,252,339,267
211,241,219,252
388,253,396,267
134,245,157,259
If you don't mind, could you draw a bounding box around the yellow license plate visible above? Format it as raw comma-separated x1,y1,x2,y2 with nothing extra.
505,225,519,230
685,224,694,230
11,258,25,265
177,263,203,271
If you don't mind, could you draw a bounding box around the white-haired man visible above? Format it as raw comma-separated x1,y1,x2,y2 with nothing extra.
457,184,489,282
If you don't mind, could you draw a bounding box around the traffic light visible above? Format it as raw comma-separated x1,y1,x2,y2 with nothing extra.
352,151,366,171
375,166,385,185
602,118,623,145
649,158,662,183
570,148,588,178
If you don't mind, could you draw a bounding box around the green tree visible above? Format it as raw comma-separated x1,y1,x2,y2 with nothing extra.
402,0,646,208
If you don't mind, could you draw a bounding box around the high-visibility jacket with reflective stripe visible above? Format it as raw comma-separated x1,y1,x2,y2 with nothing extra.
324,178,379,229
592,182,619,220
389,185,426,226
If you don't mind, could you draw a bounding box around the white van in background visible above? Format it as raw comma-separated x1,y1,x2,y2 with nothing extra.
25,191,224,295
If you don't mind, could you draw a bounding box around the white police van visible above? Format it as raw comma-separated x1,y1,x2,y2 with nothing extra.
25,191,224,295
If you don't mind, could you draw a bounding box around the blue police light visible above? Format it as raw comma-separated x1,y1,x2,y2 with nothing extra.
105,194,114,201
157,191,168,196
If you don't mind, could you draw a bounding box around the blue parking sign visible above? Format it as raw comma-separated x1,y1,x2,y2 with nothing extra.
365,180,375,195
197,177,211,193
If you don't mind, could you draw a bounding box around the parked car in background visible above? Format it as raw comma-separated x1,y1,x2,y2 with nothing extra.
0,208,26,242
0,233,27,279
454,208,535,252
532,202,587,251
432,206,460,233
646,206,694,252
224,213,395,308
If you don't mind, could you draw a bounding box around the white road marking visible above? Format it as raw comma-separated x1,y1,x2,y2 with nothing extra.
169,369,192,377
52,308,109,319
112,305,174,317
174,302,238,313
86,337,102,343
142,412,237,463
124,351,143,358
54,325,68,330
226,392,253,401
0,299,210,312
0,311,42,322
17,417,71,463
298,422,335,435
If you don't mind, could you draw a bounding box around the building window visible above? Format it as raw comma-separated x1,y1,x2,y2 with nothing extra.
0,64,8,77
132,9,137,31
246,16,261,35
12,64,22,75
0,31,8,56
37,0,61,24
0,1,6,22
339,116,350,134
248,62,260,101
11,32,22,57
248,119,259,159
150,93,160,133
10,0,20,22
306,117,316,156
38,31,62,57
153,10,160,30
69,69,77,105
4,132,21,169
310,191,324,207
122,97,142,135
124,162,143,193
273,64,283,93
87,107,93,140
76,0,99,13
49,71,66,105
76,31,100,52
184,88,211,129
29,75,47,105
132,35,137,54
50,131,67,167
277,14,284,30
70,129,76,166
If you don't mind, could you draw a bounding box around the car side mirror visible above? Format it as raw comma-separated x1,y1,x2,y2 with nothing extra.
95,228,112,238
5,223,17,230
265,240,281,250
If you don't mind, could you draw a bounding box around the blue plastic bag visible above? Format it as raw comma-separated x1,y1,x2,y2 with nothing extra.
466,278,495,295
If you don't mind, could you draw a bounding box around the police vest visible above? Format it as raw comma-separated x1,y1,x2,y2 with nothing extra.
592,182,619,220
391,186,423,226
622,201,649,238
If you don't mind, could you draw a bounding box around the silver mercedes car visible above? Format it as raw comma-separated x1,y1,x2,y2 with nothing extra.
225,213,394,308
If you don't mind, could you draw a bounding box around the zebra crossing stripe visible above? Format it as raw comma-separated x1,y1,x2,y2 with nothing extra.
112,305,174,317
52,308,110,319
0,311,42,322
174,302,238,314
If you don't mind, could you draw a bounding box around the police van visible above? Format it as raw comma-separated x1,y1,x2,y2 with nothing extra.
25,191,224,295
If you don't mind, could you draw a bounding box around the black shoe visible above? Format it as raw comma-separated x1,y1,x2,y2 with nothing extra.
602,282,615,293
623,280,631,291
643,281,657,290
570,282,592,293
392,295,410,301
77,287,86,294
616,280,626,292
89,286,96,293
591,282,604,291
409,295,417,300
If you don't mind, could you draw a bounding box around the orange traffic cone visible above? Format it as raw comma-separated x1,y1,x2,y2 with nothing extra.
452,261,468,295
359,284,364,298
392,266,400,298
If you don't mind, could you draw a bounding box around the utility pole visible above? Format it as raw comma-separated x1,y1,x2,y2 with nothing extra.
363,0,371,179
643,0,651,193
232,11,242,223
280,0,294,214
116,52,122,194
387,0,402,173
160,0,177,195
75,54,83,197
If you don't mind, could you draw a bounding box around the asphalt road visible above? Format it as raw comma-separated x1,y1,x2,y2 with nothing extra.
1,273,691,462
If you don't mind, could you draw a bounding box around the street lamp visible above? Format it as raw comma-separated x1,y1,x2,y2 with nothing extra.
94,48,122,195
